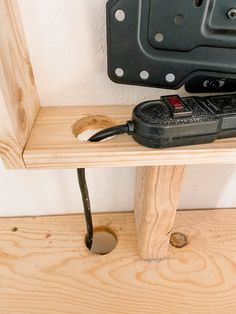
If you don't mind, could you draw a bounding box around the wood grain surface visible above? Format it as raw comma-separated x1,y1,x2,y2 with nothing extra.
24,106,236,169
0,0,39,168
135,166,185,260
0,210,236,314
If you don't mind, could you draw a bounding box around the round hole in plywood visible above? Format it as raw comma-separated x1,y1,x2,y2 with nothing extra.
86,226,118,255
72,115,117,142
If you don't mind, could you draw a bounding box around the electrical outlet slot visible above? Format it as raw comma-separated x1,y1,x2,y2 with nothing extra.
72,115,117,142
85,226,118,255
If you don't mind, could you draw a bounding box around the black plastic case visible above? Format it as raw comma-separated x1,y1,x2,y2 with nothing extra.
107,0,236,93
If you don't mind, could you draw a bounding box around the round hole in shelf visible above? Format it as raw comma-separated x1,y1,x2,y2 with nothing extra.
72,115,117,142
86,226,118,255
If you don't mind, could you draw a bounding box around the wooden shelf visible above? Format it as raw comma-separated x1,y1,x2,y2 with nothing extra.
1,0,236,273
24,106,236,169
1,209,236,314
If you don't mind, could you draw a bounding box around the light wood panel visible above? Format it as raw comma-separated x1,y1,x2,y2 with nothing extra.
24,106,236,169
0,210,236,314
135,166,185,260
0,0,39,168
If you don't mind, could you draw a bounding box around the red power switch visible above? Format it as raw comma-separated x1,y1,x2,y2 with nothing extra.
161,95,192,118
167,96,184,111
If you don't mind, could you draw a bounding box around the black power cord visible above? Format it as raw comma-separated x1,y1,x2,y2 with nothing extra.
77,168,93,249
77,122,133,250
89,122,133,142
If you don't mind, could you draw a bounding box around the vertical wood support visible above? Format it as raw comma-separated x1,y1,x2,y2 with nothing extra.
135,166,185,260
0,0,39,168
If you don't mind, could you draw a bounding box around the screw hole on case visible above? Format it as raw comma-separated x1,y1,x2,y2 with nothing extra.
154,32,164,42
140,71,149,80
174,15,184,26
166,73,176,83
115,9,125,22
194,0,203,8
115,68,124,77
227,8,236,20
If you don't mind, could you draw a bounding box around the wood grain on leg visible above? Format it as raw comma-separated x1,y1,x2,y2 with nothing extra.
135,166,185,260
0,0,39,168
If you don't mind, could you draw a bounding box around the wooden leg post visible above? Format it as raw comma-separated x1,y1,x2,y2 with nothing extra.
135,166,185,260
0,0,39,168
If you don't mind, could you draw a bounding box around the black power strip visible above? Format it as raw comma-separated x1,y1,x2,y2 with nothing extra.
90,93,236,148
132,93,236,148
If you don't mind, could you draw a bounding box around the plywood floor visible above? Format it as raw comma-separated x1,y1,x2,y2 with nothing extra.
0,210,236,314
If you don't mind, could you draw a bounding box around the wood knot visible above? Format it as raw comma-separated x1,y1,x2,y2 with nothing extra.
16,87,27,132
26,59,35,85
170,232,188,248
17,106,27,133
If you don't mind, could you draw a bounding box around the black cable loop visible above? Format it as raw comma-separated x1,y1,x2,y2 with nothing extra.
77,123,133,249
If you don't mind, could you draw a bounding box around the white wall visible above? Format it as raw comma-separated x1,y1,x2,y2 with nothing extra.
0,0,236,217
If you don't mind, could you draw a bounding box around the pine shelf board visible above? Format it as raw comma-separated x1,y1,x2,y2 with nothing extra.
0,209,236,314
23,106,236,169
